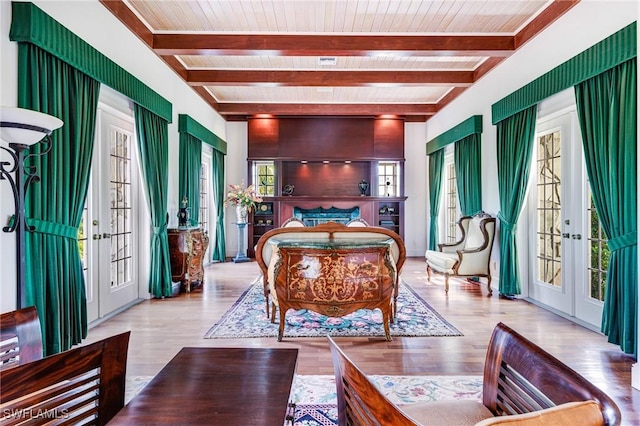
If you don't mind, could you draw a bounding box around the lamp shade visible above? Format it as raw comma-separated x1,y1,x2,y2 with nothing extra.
0,106,63,146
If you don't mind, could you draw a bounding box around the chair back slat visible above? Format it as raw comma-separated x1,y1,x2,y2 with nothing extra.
0,331,130,426
0,306,43,369
483,323,621,425
496,362,553,415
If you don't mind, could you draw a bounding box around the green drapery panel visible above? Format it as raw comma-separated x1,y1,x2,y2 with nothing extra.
426,115,483,155
10,2,172,122
211,149,226,261
496,105,537,296
428,149,445,250
134,105,172,297
18,43,99,355
178,114,227,154
492,22,636,124
574,59,637,356
178,132,202,225
454,133,483,216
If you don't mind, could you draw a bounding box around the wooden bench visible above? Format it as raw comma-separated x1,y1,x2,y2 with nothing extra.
0,331,130,426
328,322,621,425
0,306,43,369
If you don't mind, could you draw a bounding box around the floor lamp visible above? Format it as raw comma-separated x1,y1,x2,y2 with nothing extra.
0,107,63,308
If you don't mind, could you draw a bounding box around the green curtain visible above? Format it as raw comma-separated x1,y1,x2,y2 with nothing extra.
496,105,537,296
211,149,226,261
178,132,202,226
428,149,445,250
18,43,99,355
574,59,637,356
454,133,483,216
134,104,172,297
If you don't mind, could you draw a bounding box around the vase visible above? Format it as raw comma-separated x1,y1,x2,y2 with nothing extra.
358,180,369,196
236,205,248,223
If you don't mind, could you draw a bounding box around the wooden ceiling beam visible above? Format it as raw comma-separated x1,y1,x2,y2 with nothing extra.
152,34,515,57
216,103,437,116
186,70,474,86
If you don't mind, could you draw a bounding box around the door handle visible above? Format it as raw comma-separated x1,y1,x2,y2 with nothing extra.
102,233,112,238
571,234,582,240
93,234,102,240
562,233,570,238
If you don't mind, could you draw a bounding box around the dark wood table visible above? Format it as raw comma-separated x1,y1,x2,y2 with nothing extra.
110,347,298,425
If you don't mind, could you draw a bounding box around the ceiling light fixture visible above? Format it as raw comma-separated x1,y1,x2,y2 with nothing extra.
317,57,337,66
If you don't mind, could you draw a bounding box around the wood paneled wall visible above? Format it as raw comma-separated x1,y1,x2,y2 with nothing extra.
248,117,404,159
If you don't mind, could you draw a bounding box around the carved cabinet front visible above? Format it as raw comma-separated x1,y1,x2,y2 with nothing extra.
168,227,209,292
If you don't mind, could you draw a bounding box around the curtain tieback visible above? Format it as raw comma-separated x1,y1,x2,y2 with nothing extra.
607,231,637,251
153,224,167,235
28,218,79,240
497,213,516,233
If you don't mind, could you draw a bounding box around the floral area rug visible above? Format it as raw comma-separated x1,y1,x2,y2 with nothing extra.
126,374,483,425
291,375,483,425
203,281,462,339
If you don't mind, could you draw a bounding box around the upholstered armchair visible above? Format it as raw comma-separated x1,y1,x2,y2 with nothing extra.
425,212,496,294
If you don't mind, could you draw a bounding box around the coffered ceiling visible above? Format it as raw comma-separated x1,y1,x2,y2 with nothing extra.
100,0,579,121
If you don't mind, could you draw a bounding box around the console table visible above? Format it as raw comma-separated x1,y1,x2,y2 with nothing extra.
109,347,298,425
271,237,396,341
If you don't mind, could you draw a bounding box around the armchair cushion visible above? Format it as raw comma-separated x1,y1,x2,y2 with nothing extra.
424,250,458,273
473,401,603,426
402,400,493,426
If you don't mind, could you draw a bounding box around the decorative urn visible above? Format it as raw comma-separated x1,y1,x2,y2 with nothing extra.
358,180,369,196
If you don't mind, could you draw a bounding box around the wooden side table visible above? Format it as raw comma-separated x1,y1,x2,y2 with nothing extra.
168,227,208,292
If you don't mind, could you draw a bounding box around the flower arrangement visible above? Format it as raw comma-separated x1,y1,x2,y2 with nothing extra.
224,180,263,212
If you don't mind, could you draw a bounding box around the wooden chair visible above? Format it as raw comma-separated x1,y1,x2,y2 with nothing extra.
0,331,130,426
328,322,620,425
0,306,43,369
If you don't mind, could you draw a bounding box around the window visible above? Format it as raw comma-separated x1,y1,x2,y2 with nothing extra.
199,161,209,232
535,130,562,287
444,161,458,242
377,161,400,197
110,129,133,288
253,161,275,196
588,195,608,302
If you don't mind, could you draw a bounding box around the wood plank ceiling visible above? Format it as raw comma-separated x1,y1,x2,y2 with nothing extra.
100,0,579,121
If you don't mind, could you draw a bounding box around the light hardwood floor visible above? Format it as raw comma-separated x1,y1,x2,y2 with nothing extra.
85,257,640,424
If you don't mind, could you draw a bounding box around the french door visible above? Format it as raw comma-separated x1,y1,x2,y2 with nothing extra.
85,103,140,322
528,96,604,329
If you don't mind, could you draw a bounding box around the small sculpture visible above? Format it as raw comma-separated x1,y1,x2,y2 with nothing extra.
283,184,295,196
178,196,190,227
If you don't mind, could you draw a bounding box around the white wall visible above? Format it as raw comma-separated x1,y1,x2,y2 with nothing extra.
223,122,249,257
0,0,228,312
404,122,428,257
